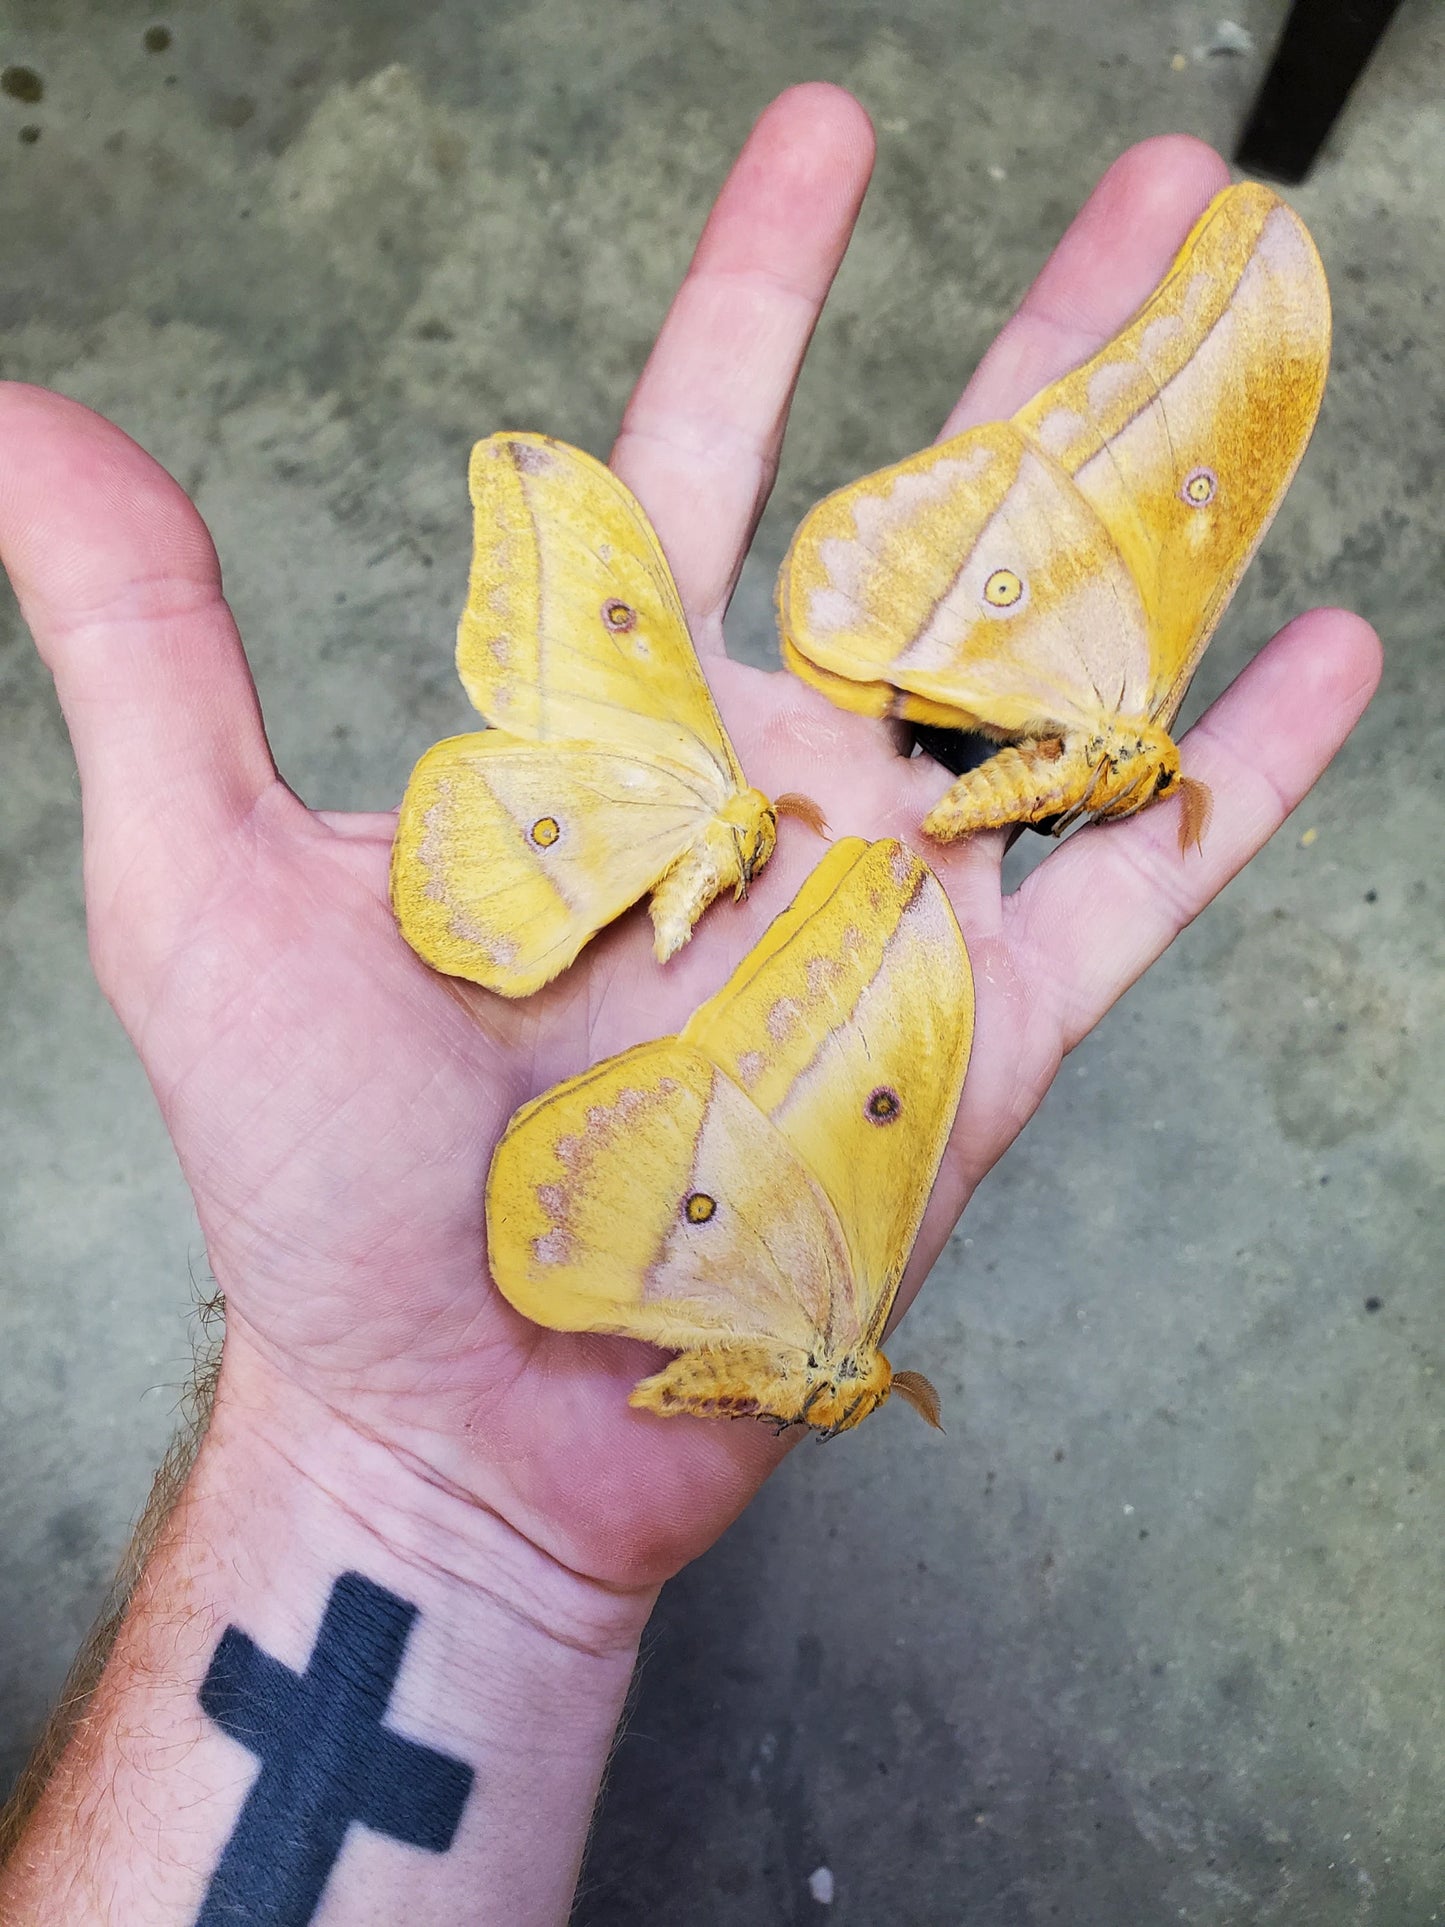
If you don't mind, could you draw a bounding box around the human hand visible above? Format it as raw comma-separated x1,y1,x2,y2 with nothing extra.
2,87,1379,1624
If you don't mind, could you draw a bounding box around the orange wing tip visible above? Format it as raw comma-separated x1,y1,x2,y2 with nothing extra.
1177,775,1214,855
775,792,830,838
891,1369,944,1430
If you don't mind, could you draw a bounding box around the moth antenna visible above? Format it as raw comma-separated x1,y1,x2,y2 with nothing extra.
891,1370,944,1430
1177,775,1214,855
775,792,830,838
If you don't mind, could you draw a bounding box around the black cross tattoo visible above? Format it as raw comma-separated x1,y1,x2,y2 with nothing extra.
195,1572,473,1926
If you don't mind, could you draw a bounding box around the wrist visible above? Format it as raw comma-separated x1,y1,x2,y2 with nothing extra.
2,1337,651,1926
209,1335,660,1663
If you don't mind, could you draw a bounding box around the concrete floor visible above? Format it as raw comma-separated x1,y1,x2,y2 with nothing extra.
1,0,1441,1918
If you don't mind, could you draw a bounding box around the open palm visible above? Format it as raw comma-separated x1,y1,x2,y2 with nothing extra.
5,88,1378,1600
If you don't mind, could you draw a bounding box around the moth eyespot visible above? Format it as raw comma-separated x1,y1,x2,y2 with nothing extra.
602,598,636,631
529,815,561,848
865,1086,902,1125
1181,467,1217,507
982,568,1025,610
683,1191,717,1224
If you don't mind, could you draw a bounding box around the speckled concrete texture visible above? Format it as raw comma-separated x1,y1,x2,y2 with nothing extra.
1,1,1441,1919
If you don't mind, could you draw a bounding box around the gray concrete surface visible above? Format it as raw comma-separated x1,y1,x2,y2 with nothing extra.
1,0,1441,1919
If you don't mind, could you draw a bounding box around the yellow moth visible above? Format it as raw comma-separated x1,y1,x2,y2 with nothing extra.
778,182,1331,849
391,433,817,996
486,837,974,1436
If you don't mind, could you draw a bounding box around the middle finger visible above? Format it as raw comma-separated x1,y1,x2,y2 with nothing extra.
611,83,875,639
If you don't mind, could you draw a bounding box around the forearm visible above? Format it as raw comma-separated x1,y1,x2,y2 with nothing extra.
0,1354,652,1926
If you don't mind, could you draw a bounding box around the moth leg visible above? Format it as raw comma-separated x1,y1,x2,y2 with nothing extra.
796,1383,828,1423
818,1392,870,1440
922,735,1099,841
1040,756,1110,838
